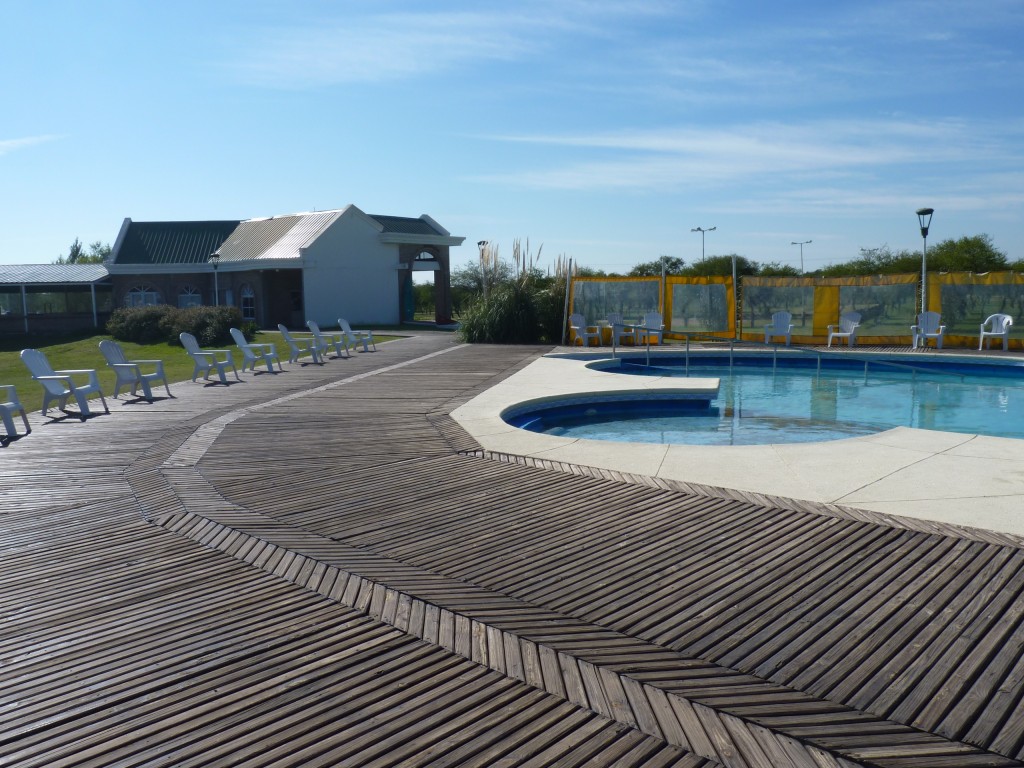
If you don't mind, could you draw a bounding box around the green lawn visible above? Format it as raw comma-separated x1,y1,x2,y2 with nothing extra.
2,329,401,414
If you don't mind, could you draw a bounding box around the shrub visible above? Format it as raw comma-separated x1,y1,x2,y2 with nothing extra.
106,305,177,344
161,305,243,346
535,279,568,344
459,281,540,343
106,304,243,346
240,321,259,340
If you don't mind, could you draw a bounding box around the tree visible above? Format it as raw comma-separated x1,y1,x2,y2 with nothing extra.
817,245,920,277
684,254,762,277
755,261,800,277
925,234,1007,273
87,240,112,262
55,238,110,264
629,256,685,276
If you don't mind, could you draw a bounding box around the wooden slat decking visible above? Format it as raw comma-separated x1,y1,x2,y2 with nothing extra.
3,333,1024,766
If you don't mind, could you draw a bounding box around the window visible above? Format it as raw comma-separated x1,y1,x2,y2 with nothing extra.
178,285,202,308
240,284,256,321
125,286,161,307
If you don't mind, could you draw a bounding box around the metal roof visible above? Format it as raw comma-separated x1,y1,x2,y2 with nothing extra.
369,214,443,236
113,221,240,265
0,263,110,285
214,210,342,262
106,208,458,269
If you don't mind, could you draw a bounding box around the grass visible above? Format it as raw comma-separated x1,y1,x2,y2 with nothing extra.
2,328,404,414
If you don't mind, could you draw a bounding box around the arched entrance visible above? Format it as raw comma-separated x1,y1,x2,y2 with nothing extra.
407,251,440,323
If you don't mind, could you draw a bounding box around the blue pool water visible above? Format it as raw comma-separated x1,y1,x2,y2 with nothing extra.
507,354,1024,446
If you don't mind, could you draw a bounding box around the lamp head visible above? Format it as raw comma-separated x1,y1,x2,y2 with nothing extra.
208,253,220,269
916,208,934,238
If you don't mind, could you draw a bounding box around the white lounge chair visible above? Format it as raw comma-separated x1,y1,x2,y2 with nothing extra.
307,320,350,359
99,339,172,401
911,311,945,350
605,313,634,346
20,348,110,417
277,324,323,364
827,312,862,348
338,318,376,352
635,312,664,345
1,385,31,437
230,327,282,373
979,313,1013,351
569,313,601,347
765,311,794,346
179,332,240,384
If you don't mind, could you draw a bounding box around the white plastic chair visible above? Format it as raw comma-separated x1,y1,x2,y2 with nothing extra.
827,312,862,348
338,318,376,352
1,384,31,437
179,332,240,384
20,348,110,417
605,313,634,346
307,321,350,359
979,313,1013,351
230,327,282,372
911,311,946,350
764,311,794,346
99,340,171,400
569,314,601,347
635,312,664,345
277,324,323,364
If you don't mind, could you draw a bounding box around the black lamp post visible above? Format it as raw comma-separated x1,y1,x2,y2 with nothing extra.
791,240,811,274
691,226,716,267
916,208,934,314
477,240,489,300
208,253,220,306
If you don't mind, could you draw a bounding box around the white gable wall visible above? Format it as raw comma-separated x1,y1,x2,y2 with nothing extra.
301,210,398,326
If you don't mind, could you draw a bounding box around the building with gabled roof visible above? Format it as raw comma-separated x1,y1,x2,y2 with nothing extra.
106,205,464,328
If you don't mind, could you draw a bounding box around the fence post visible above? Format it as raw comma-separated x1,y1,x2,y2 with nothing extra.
561,259,572,346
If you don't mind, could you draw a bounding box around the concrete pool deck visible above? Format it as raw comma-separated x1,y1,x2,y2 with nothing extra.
452,349,1024,539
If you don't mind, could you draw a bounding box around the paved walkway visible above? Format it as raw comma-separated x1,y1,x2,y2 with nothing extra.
3,333,1024,766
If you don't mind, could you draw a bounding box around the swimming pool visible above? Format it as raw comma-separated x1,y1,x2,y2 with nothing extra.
506,353,1024,446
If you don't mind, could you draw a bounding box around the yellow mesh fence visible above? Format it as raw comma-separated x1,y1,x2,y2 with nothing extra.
932,271,1024,349
569,272,1023,349
665,276,735,338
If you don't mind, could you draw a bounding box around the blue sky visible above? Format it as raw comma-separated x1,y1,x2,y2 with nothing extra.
2,0,1022,276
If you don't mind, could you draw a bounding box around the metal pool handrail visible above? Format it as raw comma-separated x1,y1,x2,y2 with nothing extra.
615,331,976,382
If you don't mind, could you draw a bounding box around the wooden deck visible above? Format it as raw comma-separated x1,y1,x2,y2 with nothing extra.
3,332,1024,766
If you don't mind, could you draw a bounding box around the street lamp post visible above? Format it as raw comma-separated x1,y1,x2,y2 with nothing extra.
691,226,716,268
791,240,811,274
916,208,934,314
477,240,489,301
208,253,220,306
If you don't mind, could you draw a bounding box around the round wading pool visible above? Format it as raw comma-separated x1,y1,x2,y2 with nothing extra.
504,353,1024,446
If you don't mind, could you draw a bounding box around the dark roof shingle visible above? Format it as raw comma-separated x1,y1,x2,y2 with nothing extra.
114,221,240,265
368,215,442,236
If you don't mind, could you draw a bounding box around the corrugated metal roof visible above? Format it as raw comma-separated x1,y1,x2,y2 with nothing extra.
215,211,342,262
114,221,240,265
369,215,442,236
0,263,110,285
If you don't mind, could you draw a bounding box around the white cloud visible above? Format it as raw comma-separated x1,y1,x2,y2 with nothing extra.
471,118,1019,191
0,135,59,157
224,3,680,88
